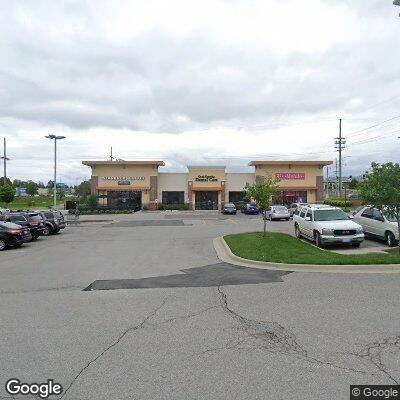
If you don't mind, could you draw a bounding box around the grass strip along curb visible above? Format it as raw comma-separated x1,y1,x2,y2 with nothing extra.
224,232,400,266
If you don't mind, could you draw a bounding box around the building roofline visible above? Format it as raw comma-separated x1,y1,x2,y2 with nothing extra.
249,160,333,166
82,160,165,166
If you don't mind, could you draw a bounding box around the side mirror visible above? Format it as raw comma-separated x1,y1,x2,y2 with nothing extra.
348,215,354,219
305,217,311,221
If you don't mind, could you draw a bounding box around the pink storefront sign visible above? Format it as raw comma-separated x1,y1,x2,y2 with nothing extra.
275,172,305,180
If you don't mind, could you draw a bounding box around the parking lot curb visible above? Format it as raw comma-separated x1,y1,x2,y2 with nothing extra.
213,236,400,274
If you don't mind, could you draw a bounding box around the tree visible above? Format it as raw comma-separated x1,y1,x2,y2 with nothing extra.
47,180,54,189
26,181,38,197
359,162,400,254
349,178,359,190
0,183,15,204
0,177,12,186
75,180,91,200
244,175,280,238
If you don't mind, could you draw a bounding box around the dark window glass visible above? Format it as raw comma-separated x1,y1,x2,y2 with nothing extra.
361,208,373,219
305,210,312,220
372,209,384,220
299,209,306,218
44,212,54,219
162,191,184,205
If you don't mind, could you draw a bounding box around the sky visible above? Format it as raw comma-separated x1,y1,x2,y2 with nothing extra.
1,0,400,185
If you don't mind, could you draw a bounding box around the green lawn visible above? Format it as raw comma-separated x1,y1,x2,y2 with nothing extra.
224,232,400,265
0,196,64,210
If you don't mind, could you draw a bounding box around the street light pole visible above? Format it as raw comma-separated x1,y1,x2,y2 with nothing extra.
45,135,66,209
0,137,10,186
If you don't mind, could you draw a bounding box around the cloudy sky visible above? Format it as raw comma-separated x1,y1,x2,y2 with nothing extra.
1,0,400,185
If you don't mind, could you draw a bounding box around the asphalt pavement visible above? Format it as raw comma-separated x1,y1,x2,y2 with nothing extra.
0,211,399,400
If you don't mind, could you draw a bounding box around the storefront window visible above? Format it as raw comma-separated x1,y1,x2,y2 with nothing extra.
162,191,184,204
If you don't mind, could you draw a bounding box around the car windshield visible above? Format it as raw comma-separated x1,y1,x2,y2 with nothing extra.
11,216,26,222
314,209,349,221
44,212,54,219
225,204,235,208
274,206,287,211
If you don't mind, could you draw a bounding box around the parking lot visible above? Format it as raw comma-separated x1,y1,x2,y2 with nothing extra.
1,211,400,400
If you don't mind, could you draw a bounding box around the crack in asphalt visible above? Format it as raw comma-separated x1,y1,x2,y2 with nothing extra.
59,298,168,400
347,336,400,384
213,286,370,376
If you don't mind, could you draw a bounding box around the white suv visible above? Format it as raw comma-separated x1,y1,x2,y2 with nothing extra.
293,204,364,248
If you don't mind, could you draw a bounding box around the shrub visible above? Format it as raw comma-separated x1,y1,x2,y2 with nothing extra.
323,198,352,208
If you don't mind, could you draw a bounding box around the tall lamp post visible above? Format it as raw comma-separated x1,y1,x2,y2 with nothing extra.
45,135,66,209
0,138,10,186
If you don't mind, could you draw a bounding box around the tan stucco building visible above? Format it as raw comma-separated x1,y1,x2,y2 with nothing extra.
82,159,332,210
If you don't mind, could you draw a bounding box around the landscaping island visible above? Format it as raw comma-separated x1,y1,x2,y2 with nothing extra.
224,232,400,265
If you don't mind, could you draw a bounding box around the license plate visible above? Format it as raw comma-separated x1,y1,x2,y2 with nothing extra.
342,238,351,243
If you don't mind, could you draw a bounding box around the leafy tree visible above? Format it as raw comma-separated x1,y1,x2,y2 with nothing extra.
0,177,12,186
37,181,45,188
0,183,15,204
26,181,38,197
359,162,400,253
349,178,359,190
75,180,91,199
47,180,54,189
244,175,280,238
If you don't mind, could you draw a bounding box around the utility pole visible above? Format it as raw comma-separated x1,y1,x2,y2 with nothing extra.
335,119,346,198
110,146,114,161
0,138,10,185
45,135,66,209
335,158,338,197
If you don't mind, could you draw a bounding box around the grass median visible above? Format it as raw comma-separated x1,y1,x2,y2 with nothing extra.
224,232,400,265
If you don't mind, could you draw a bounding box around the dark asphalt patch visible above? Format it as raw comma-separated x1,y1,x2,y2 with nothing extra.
105,220,185,227
83,263,292,291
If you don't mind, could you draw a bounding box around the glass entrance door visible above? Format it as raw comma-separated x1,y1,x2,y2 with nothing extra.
195,191,218,210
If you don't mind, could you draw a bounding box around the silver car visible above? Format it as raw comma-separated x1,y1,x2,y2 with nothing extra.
265,205,290,221
353,206,399,247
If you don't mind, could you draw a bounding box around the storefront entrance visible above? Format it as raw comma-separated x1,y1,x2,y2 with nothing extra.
278,191,308,206
195,191,218,210
106,190,142,210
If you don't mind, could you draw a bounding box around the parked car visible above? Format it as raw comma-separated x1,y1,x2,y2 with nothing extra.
265,205,290,221
38,211,66,235
0,212,46,241
353,206,399,247
222,203,237,215
288,203,308,217
0,221,32,251
293,204,364,248
241,203,259,215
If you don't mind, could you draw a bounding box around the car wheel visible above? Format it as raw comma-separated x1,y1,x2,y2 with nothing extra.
352,242,361,248
31,235,39,241
43,225,52,236
315,232,324,248
386,231,397,247
0,239,7,251
295,224,301,239
286,218,290,221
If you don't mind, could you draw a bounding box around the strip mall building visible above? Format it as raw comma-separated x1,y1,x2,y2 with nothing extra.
82,160,332,210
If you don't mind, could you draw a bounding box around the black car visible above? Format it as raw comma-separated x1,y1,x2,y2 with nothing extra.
38,211,66,235
0,212,46,241
0,221,32,251
221,203,237,215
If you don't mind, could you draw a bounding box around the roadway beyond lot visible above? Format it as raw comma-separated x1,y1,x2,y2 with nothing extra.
1,211,400,400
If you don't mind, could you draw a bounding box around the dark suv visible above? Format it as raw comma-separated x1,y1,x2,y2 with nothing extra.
38,211,66,235
0,221,32,250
